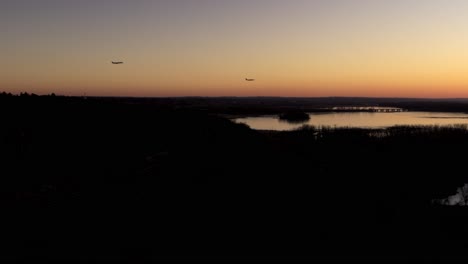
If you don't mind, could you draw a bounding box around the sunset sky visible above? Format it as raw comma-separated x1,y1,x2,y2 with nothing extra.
3,0,468,97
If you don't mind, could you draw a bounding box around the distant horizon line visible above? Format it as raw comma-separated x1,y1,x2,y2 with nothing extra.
4,91,468,101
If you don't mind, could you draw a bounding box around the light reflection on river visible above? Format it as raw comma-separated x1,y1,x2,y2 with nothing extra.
234,112,468,131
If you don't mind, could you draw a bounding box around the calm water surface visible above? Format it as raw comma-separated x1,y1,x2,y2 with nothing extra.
234,112,468,131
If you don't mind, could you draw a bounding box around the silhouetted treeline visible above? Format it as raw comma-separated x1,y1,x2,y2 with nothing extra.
278,110,310,122
0,91,56,97
1,95,468,262
5,93,468,116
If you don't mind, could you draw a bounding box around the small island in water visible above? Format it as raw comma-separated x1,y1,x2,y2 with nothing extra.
278,110,310,123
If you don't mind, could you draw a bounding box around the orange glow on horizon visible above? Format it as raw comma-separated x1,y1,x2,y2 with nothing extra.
4,1,468,98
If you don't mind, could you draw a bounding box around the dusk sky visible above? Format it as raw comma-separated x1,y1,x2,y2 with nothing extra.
3,0,468,97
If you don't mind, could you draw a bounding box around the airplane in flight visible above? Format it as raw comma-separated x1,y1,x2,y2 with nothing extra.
112,61,124,64
245,78,255,81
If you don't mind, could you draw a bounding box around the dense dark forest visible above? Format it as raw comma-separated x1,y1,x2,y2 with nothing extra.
2,93,468,261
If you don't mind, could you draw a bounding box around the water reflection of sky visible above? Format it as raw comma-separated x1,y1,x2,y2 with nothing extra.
234,112,468,131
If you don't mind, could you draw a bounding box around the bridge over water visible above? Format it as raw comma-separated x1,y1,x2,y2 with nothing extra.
330,106,406,112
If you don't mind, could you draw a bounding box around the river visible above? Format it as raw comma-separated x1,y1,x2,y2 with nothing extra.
234,111,468,131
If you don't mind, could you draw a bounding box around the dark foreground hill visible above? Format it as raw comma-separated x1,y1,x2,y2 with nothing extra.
1,95,468,262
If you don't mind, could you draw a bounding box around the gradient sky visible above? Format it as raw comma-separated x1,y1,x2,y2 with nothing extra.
3,0,468,97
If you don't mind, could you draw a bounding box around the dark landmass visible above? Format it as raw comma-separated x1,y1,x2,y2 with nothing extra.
2,93,468,262
23,94,468,115
278,110,310,123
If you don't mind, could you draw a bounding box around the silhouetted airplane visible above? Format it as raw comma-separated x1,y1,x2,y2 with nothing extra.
112,61,123,64
245,78,255,81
